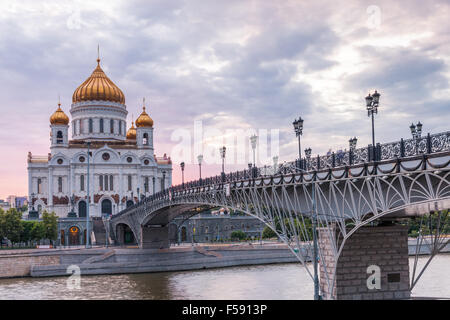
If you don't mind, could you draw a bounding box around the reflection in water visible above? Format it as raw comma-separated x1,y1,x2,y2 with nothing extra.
0,255,448,300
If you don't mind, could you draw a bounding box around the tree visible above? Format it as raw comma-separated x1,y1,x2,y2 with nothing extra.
42,211,58,244
262,226,277,239
3,208,23,245
230,230,247,240
21,220,36,244
0,208,5,246
31,222,46,242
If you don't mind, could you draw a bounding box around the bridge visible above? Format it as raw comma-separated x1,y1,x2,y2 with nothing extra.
110,130,450,300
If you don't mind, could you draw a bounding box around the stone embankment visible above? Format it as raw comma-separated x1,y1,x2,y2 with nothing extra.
0,240,448,279
0,243,297,278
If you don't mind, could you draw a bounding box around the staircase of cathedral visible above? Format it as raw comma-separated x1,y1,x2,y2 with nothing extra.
92,218,107,246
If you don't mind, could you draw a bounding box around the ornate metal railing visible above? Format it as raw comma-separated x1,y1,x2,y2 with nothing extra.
114,130,450,218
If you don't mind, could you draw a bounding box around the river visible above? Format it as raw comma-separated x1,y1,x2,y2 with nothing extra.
0,254,448,300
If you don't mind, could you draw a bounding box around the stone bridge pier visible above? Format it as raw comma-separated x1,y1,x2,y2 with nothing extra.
319,223,411,300
141,225,170,249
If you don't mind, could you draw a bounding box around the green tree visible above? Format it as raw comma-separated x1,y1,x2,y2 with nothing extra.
0,208,6,246
42,211,58,244
230,230,247,240
21,220,37,244
31,222,46,242
262,226,277,239
3,208,23,245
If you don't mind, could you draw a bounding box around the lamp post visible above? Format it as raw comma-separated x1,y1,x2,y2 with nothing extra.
180,162,185,186
102,214,110,248
365,90,380,160
250,134,257,167
86,141,91,249
349,137,357,152
410,122,423,154
197,155,203,180
304,148,312,170
220,146,226,181
272,156,279,175
410,122,423,139
292,117,304,162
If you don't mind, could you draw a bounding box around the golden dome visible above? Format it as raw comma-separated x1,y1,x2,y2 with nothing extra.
50,103,69,125
72,58,125,104
126,122,136,140
136,105,154,128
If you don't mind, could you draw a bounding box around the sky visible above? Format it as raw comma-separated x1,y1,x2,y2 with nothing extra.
0,0,449,199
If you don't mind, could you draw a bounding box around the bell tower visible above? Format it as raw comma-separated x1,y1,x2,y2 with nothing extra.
50,101,69,149
135,98,154,150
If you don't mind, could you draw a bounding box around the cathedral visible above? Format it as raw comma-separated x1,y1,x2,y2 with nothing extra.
27,56,173,220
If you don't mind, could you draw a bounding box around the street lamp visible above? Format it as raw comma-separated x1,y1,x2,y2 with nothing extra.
180,162,185,185
220,146,226,182
86,141,91,249
272,156,279,175
304,148,312,170
220,146,226,174
250,134,257,167
197,155,203,180
365,90,380,160
410,122,423,154
349,137,358,152
292,117,304,161
102,214,110,248
410,122,423,139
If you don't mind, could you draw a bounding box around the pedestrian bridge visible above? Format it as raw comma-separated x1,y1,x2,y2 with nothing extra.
110,131,450,299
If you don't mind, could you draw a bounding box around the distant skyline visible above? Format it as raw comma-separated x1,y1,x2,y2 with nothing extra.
0,0,449,199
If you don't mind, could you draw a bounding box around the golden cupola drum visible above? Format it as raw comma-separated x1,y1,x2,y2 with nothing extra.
72,58,125,104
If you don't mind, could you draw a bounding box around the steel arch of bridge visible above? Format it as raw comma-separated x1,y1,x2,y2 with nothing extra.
111,129,450,299
111,151,450,298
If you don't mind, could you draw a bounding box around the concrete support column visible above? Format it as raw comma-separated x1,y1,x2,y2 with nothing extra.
141,225,170,249
318,224,410,300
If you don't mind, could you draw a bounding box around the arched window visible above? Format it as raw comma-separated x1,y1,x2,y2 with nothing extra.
89,119,93,133
110,119,114,134
101,199,112,215
37,204,42,213
110,175,114,191
119,121,122,135
78,201,87,217
72,122,76,136
80,175,84,191
143,133,148,145
104,174,109,191
99,175,103,191
128,175,132,191
79,119,84,134
144,177,149,193
37,178,42,194
58,177,63,193
57,131,63,144
100,118,104,133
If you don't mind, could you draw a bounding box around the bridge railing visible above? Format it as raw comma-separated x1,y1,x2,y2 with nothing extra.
113,130,450,219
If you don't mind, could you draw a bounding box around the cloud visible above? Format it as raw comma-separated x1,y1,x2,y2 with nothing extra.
0,0,449,198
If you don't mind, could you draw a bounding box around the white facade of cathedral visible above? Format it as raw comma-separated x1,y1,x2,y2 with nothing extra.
27,58,172,219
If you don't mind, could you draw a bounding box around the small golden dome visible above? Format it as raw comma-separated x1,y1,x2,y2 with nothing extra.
126,122,136,140
50,103,69,125
72,58,125,104
136,105,154,128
